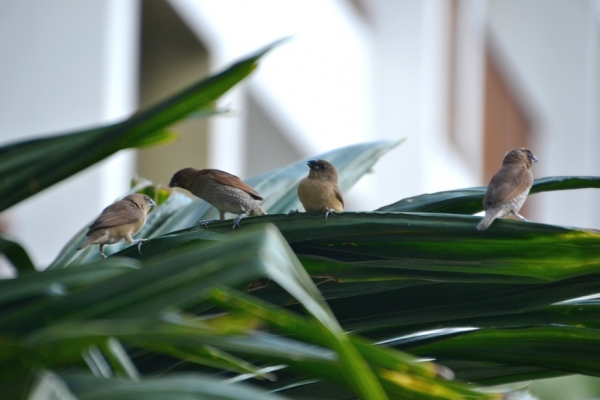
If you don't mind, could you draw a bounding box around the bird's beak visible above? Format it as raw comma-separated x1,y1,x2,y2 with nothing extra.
168,179,176,188
150,199,157,208
307,160,319,170
532,155,539,163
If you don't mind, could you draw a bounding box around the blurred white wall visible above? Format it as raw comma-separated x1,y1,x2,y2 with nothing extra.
0,0,139,268
366,0,476,209
169,0,374,173
169,0,477,212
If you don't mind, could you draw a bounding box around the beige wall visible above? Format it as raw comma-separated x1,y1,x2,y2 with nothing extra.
137,0,210,189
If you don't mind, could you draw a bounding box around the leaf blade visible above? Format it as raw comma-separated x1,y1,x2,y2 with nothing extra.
377,176,600,214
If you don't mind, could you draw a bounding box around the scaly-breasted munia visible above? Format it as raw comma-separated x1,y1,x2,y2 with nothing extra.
477,148,538,231
169,168,266,229
297,159,344,218
77,193,156,258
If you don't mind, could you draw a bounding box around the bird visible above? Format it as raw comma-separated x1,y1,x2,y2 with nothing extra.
477,148,538,231
169,168,266,229
296,159,344,219
77,193,156,259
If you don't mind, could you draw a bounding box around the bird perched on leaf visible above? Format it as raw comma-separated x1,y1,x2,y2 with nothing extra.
296,159,344,219
477,148,538,231
77,193,155,259
169,168,266,229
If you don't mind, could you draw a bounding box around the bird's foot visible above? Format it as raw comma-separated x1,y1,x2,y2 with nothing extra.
286,209,299,217
198,219,212,228
99,245,107,260
136,238,148,255
324,208,336,220
232,214,246,230
513,213,530,222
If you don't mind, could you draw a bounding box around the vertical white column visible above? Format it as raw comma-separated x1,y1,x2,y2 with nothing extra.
581,0,600,228
453,0,487,180
366,0,475,209
100,0,140,206
0,0,139,268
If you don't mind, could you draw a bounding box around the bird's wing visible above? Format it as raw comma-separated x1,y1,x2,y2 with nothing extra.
334,185,345,208
88,201,144,231
484,167,533,208
207,170,263,200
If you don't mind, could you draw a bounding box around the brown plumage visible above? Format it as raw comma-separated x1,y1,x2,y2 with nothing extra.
477,148,538,231
169,168,266,229
77,193,156,258
297,159,344,218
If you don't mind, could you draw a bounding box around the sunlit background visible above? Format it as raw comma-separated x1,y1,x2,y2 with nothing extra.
1,1,600,397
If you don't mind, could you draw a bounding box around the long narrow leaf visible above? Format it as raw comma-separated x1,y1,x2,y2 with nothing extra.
115,212,600,283
60,372,290,400
377,176,600,214
0,41,282,212
208,286,450,381
331,275,600,337
363,303,600,338
149,139,402,235
6,225,389,399
0,260,140,306
0,236,35,273
407,326,600,377
51,140,400,267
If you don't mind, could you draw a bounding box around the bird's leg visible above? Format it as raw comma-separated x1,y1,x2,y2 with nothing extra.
197,219,212,228
99,244,107,260
199,211,226,228
132,238,148,255
324,208,336,220
232,213,246,230
513,212,530,222
286,209,299,216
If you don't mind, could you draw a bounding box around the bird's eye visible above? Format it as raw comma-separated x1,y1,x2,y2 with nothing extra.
144,196,150,202
321,165,327,169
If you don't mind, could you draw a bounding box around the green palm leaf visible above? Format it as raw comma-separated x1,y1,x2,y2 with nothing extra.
7,25,589,397
50,140,400,267
0,41,282,213
378,176,600,214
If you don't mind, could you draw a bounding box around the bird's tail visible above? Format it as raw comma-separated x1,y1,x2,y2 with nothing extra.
250,206,267,216
77,236,94,250
477,212,496,231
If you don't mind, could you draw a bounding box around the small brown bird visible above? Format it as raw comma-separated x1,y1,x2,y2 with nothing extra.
169,168,266,229
297,159,344,218
477,148,538,231
77,193,156,259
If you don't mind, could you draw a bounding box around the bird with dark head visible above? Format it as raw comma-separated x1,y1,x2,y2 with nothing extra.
169,168,266,229
477,148,538,231
77,193,156,259
296,159,344,219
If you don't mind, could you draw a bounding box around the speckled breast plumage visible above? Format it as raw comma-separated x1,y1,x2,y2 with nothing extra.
497,187,531,218
196,179,261,215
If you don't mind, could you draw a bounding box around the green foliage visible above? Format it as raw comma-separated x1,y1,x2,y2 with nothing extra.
50,140,401,267
0,236,35,273
378,176,600,214
0,40,281,214
1,41,600,400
